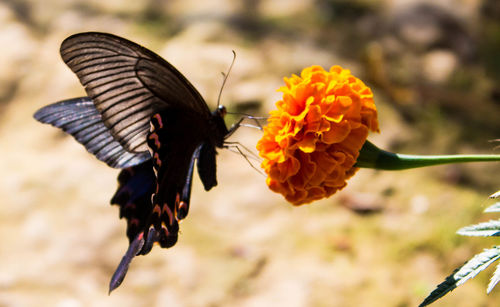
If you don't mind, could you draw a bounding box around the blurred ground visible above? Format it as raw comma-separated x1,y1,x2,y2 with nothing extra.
1,0,500,306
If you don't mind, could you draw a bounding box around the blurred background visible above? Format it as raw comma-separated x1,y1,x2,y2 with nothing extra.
1,0,499,306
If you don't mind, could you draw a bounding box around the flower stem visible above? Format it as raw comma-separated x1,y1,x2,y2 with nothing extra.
355,141,500,170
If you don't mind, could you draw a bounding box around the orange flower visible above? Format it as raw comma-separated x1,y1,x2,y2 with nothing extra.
257,65,379,205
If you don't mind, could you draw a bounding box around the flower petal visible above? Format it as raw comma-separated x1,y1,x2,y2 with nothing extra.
257,65,379,205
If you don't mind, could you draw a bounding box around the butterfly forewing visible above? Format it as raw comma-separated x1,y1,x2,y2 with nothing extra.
60,32,211,153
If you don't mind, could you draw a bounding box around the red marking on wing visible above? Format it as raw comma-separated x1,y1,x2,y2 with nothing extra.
148,133,161,148
152,113,164,128
161,202,175,225
152,204,161,215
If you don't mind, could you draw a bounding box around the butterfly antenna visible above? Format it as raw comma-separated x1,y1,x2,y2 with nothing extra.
217,50,237,108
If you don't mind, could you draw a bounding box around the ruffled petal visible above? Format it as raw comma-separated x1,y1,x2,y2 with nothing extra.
257,65,379,205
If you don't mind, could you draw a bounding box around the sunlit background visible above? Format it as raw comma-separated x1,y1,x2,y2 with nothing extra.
1,0,500,306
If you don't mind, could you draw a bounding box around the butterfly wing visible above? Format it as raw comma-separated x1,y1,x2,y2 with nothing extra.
110,160,155,243
59,32,211,154
34,97,150,168
146,109,210,247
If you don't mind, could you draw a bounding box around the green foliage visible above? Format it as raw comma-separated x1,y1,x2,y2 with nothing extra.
484,202,500,213
420,191,500,306
457,221,500,237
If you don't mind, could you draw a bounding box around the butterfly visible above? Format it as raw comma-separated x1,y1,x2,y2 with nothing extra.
34,32,239,292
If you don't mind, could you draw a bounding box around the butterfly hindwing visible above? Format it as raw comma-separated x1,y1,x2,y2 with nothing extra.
33,97,150,168
110,160,155,244
146,109,212,248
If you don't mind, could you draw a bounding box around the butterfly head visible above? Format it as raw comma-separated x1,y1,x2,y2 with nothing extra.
208,105,229,148
216,105,227,118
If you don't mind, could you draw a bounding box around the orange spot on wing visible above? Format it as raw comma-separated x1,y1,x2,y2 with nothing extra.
129,218,140,227
152,113,164,128
152,204,161,216
161,203,174,225
148,133,161,149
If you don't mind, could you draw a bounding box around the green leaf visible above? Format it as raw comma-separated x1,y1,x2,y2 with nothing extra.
487,262,500,294
420,247,500,306
453,247,500,286
457,220,500,237
484,202,500,213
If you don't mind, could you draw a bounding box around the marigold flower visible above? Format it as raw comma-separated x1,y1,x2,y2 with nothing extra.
257,65,379,205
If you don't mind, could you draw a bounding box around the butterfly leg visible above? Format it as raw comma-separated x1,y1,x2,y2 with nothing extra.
224,115,264,140
224,117,244,139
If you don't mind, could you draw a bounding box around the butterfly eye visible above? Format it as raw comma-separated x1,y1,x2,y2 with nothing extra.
217,105,227,117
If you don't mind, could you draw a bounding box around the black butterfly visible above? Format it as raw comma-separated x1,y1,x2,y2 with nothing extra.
34,32,238,292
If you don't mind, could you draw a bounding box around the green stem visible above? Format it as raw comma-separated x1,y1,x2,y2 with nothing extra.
355,141,500,170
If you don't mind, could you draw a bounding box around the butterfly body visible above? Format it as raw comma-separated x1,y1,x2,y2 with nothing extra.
34,32,235,291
